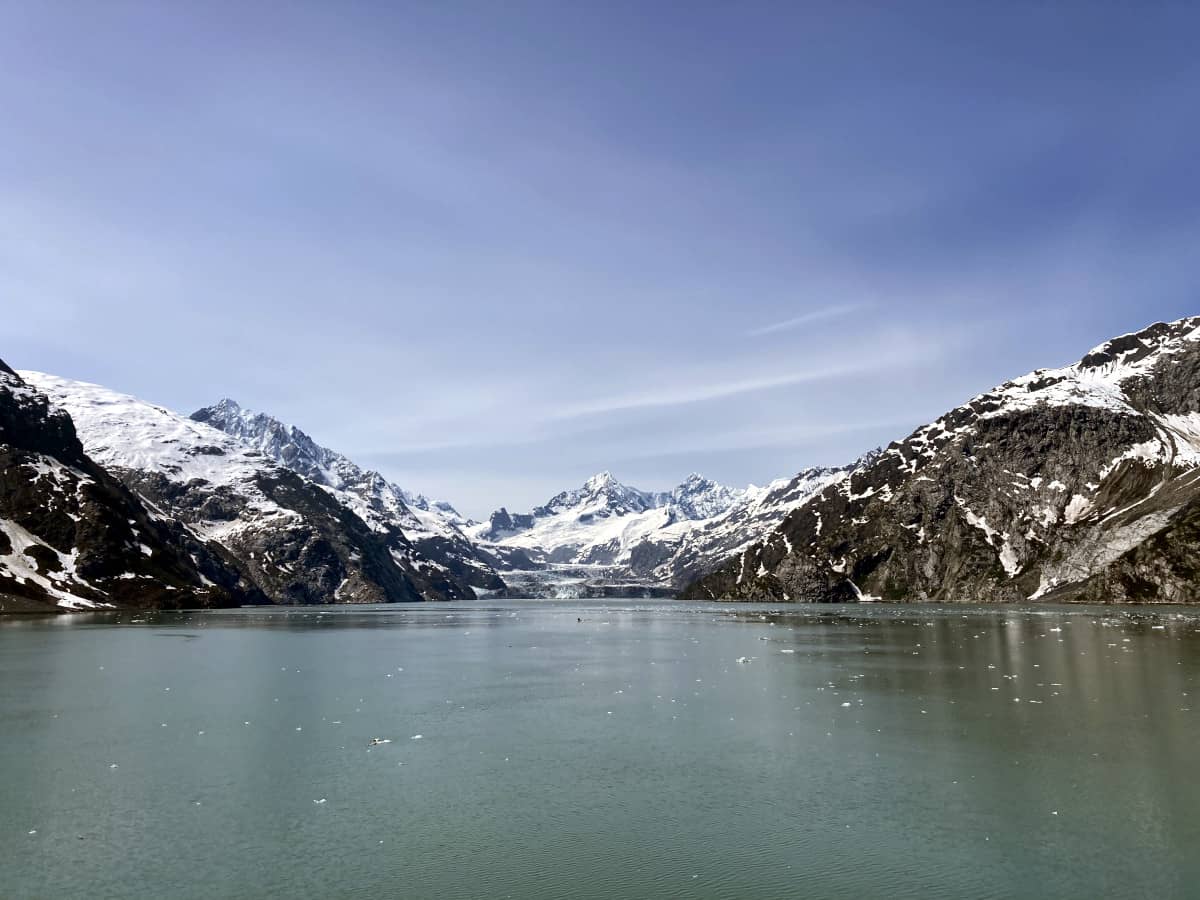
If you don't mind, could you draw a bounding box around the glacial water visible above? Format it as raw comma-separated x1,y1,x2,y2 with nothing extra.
1,601,1198,899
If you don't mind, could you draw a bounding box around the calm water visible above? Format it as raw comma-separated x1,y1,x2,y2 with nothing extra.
1,601,1198,899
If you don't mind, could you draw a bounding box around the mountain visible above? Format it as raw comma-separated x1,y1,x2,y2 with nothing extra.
626,458,875,588
24,373,480,605
0,362,259,612
191,399,503,591
468,464,868,596
683,316,1200,604
469,472,742,568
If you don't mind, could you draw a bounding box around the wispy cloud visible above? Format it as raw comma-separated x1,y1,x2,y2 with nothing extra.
550,359,879,420
546,329,944,421
612,418,918,461
745,303,868,338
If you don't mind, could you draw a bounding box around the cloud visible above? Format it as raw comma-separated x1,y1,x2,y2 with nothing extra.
610,418,918,461
547,334,937,421
547,363,866,420
745,303,868,338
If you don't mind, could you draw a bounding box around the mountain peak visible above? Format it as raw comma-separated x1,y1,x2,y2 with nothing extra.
210,397,243,414
584,471,617,490
669,473,743,520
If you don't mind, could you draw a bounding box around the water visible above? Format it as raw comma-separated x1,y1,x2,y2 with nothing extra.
2,601,1198,899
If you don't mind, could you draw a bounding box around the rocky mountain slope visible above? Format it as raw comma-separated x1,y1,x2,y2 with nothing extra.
0,362,259,612
191,399,503,592
24,373,482,605
682,317,1200,604
469,464,868,595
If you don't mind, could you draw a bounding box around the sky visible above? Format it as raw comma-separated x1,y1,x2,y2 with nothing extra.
2,1,1198,518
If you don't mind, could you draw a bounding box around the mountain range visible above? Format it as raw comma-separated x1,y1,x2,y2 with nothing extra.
3,315,1200,610
467,463,871,597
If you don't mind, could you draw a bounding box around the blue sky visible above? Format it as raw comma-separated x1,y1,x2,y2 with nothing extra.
2,1,1198,517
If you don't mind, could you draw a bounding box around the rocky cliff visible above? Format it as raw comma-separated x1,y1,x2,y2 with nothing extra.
682,317,1200,604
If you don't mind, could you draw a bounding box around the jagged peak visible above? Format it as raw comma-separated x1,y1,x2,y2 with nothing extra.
208,397,243,414
583,470,618,490
193,398,293,434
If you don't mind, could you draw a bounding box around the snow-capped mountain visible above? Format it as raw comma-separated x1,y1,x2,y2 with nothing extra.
0,362,258,611
191,399,502,591
470,472,741,567
24,373,481,604
628,457,875,588
684,316,1200,604
468,464,868,595
668,473,746,520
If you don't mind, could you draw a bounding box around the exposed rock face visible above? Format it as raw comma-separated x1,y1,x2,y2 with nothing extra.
0,362,258,612
24,374,477,605
480,508,536,542
682,317,1200,604
191,399,504,592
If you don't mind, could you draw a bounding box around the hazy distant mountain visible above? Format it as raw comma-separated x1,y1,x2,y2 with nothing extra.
683,317,1200,604
191,399,503,592
25,373,482,605
0,362,257,611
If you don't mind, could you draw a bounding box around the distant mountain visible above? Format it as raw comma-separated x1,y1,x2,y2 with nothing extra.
25,374,481,605
470,471,741,567
627,457,876,588
683,317,1200,604
468,464,871,594
0,362,259,611
191,399,502,591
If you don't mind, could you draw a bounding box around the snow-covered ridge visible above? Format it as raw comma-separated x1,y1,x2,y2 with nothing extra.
973,315,1200,417
192,398,471,542
190,398,501,590
23,373,299,543
2,365,253,611
20,372,489,603
887,317,1200,476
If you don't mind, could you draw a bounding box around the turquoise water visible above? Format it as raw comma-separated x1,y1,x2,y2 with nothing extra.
1,601,1198,899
